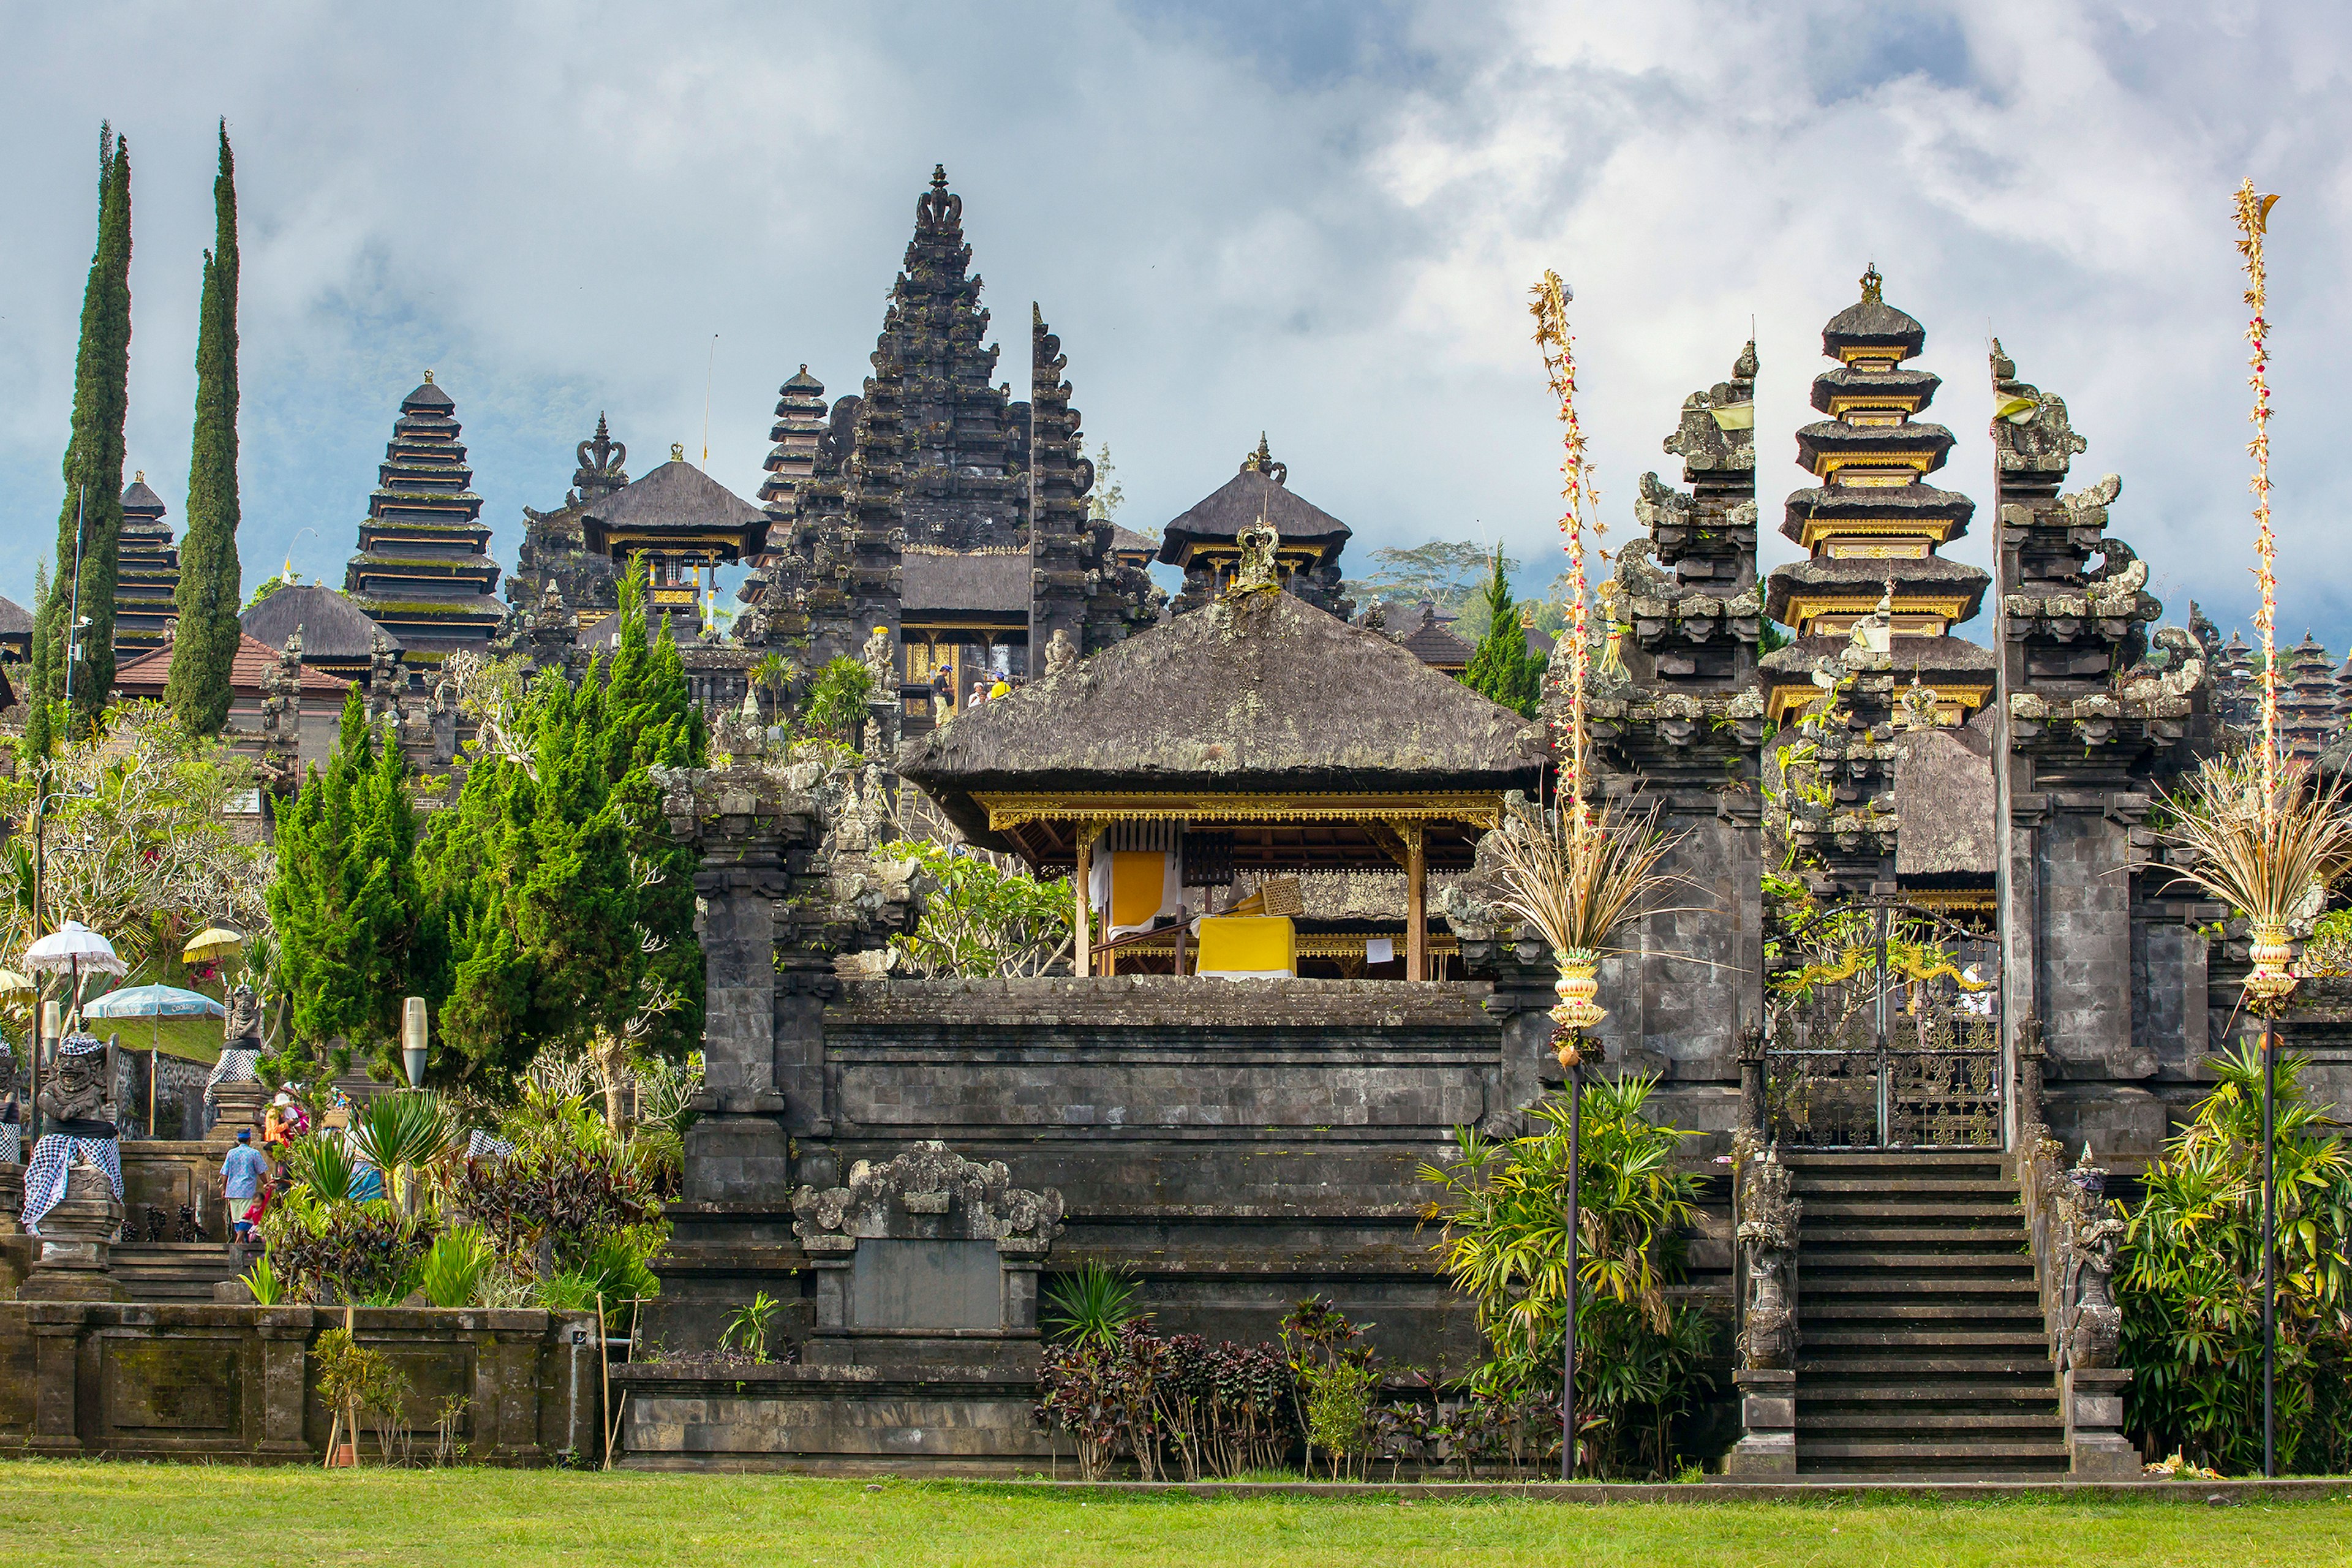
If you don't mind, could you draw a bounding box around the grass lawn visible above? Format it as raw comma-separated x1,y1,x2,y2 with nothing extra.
2,1463,2348,1567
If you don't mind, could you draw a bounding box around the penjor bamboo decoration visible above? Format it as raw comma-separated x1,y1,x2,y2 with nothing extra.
2233,181,2282,799
1529,272,1600,818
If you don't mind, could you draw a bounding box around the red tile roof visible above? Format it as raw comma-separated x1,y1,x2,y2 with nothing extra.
114,633,353,699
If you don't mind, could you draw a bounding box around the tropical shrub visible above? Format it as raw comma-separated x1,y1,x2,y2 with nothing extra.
263,1199,439,1306
803,655,876,742
417,1224,496,1309
1038,1322,1306,1482
1419,1072,1717,1478
886,839,1072,978
2120,1043,2352,1474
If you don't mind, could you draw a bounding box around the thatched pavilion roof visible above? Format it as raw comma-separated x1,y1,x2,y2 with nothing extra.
900,587,1543,867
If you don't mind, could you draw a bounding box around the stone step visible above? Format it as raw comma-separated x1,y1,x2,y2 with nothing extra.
1798,1409,2059,1431
1798,1354,2058,1378
1804,1327,2048,1350
1789,1176,2015,1196
1800,1378,2060,1401
109,1243,243,1302
1803,1297,2043,1321
1800,1254,2032,1275
1781,1153,2008,1170
1799,1199,2020,1221
1799,1439,2070,1461
1803,1272,2036,1293
1798,1224,2026,1246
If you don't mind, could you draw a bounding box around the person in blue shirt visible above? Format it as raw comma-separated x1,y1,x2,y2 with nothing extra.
220,1129,270,1243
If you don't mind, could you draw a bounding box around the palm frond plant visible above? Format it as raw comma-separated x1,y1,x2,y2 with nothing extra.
352,1090,456,1215
286,1131,357,1204
1042,1260,1143,1348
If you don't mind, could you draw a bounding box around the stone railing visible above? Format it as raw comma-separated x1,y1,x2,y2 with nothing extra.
2015,1093,2137,1477
1723,1123,1800,1476
0,1303,600,1464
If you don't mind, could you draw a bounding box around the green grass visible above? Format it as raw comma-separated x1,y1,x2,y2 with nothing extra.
1,1462,2347,1567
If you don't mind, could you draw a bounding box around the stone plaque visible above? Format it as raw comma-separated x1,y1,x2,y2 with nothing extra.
104,1340,240,1432
849,1239,1000,1330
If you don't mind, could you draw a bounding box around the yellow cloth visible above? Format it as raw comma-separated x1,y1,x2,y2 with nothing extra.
1194,916,1296,978
1109,852,1168,933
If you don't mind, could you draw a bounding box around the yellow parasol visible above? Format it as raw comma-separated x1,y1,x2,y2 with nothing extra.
0,968,34,1002
183,925,247,966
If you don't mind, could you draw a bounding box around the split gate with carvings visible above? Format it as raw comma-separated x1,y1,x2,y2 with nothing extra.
1762,900,2003,1150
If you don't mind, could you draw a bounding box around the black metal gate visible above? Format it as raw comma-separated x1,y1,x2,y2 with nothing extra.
1762,900,2003,1150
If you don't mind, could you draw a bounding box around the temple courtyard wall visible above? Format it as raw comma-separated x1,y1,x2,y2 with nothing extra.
0,1303,600,1464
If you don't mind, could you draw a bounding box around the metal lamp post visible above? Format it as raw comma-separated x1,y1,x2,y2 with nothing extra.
2242,922,2296,1479
1550,951,1605,1482
401,997,429,1090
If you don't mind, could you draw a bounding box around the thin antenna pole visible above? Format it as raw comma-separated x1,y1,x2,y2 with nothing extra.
702,334,718,469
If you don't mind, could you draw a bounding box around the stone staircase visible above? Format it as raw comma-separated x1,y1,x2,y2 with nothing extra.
1786,1151,2067,1477
108,1243,246,1303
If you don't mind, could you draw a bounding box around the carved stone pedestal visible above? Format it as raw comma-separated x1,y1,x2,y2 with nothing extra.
1724,1368,1797,1475
21,1163,128,1302
208,1080,266,1144
0,1162,23,1235
2065,1367,2138,1477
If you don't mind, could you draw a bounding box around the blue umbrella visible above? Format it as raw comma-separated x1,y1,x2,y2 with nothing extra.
83,984,228,1021
83,984,228,1136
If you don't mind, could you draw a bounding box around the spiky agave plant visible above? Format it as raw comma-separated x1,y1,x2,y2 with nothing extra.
2157,752,2352,1014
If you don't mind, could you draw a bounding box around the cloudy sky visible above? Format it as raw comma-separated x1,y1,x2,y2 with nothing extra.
2,2,2346,653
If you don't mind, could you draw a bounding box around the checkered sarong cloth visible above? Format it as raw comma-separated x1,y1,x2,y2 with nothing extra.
0,1123,20,1165
206,1047,260,1100
20,1133,123,1235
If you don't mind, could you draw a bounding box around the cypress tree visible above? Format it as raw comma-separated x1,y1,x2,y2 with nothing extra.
1464,546,1547,717
28,127,132,755
166,123,241,736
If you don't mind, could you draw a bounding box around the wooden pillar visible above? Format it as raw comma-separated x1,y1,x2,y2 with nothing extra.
1403,823,1427,982
1074,826,1098,978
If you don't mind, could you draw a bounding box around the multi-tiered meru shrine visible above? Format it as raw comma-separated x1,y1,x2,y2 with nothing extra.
341,372,502,665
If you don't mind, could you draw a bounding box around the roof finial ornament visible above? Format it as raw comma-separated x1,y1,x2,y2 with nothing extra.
1860,263,1883,306
1239,434,1288,486
671,442,686,462
134,470,145,484
931,163,948,190
424,368,435,384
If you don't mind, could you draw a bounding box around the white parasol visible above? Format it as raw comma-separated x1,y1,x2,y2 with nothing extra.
23,921,128,979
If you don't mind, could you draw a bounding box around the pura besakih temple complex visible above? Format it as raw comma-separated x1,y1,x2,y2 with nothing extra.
341,372,503,666
111,472,179,663
745,168,1161,732
25,133,2334,1482
507,413,629,637
1156,436,1352,618
579,445,768,638
2279,631,2340,761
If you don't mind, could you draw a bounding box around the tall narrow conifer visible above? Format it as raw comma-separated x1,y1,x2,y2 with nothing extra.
167,123,241,735
28,127,133,755
1464,547,1547,717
